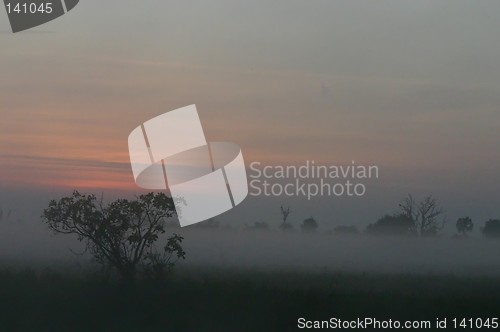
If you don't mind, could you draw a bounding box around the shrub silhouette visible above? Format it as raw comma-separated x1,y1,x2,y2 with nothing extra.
482,219,500,238
456,217,473,237
42,191,185,281
367,214,414,236
301,217,318,232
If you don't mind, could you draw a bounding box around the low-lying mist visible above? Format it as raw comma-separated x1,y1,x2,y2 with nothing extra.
1,220,499,276
178,229,500,275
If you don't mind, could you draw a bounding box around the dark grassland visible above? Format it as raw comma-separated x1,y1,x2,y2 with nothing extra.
0,267,498,331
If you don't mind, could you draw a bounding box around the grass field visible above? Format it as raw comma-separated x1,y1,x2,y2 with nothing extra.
0,267,498,331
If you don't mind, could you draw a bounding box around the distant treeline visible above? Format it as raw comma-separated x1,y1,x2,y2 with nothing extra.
193,195,500,239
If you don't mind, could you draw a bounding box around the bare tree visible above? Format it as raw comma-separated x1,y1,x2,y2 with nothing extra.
399,195,417,221
279,205,293,231
42,191,185,281
399,194,445,237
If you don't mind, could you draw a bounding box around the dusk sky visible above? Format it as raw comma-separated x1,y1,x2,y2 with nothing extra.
2,0,500,229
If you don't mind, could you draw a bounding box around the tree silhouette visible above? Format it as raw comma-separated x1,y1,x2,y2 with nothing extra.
482,219,500,238
279,206,293,231
42,191,185,281
399,194,444,237
456,217,473,237
301,217,318,232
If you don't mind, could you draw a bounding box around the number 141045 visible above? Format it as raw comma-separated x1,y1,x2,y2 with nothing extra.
6,2,53,14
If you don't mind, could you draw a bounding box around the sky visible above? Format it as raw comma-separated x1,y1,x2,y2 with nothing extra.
1,0,500,232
